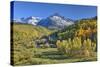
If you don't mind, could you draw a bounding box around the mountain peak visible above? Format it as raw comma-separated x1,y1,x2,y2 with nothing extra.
38,13,74,30
50,13,63,18
52,13,61,16
14,16,41,25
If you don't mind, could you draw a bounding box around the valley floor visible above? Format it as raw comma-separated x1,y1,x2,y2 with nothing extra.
27,48,97,65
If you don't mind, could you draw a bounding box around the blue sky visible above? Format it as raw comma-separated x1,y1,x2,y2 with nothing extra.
11,1,97,20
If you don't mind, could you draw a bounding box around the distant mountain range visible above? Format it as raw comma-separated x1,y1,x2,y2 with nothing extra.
14,16,41,25
13,13,74,29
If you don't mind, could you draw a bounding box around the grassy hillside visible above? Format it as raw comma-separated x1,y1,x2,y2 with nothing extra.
11,23,54,65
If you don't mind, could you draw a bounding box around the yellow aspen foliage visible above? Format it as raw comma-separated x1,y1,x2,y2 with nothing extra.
56,37,96,57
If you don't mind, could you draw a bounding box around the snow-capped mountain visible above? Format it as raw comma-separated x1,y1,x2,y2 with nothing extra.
24,16,41,25
14,16,41,25
13,13,74,29
37,13,74,29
